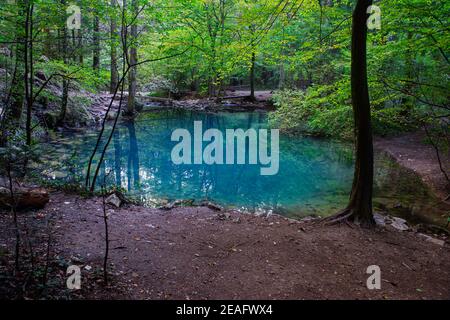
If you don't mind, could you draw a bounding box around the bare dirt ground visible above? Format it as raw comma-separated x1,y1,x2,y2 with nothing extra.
224,90,274,102
375,131,450,199
1,192,449,300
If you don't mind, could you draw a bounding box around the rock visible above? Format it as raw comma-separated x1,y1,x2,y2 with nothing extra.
159,199,194,210
373,212,386,226
159,202,175,210
376,213,409,231
0,48,11,56
0,187,49,210
417,233,445,246
106,111,118,121
201,201,223,211
300,215,319,223
106,193,122,208
217,212,231,220
388,216,409,231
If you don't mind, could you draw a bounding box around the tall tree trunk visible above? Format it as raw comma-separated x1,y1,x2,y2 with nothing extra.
9,45,25,121
327,0,375,227
347,0,375,226
110,0,118,94
249,51,256,101
77,29,83,64
24,2,32,145
93,12,100,72
44,28,52,58
59,0,69,125
126,0,138,115
9,0,27,122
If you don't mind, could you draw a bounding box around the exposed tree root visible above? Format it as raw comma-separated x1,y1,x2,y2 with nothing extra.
321,208,353,226
320,207,376,229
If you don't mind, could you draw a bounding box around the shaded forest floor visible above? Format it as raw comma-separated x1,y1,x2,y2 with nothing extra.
0,192,449,300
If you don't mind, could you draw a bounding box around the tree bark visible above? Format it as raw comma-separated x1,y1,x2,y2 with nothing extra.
93,12,100,72
327,0,375,227
126,0,138,115
347,0,375,227
9,0,27,122
249,51,256,101
77,29,83,64
110,0,118,94
59,0,69,125
24,2,32,145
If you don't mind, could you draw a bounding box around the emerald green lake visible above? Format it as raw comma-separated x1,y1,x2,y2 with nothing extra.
38,110,445,224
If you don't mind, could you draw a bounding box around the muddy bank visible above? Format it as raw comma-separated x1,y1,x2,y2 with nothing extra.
1,191,449,300
375,131,449,200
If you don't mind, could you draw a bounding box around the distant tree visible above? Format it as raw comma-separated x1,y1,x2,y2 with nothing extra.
110,0,119,94
125,0,138,116
92,8,100,72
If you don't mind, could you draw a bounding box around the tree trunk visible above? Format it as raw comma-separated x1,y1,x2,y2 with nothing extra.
59,0,69,125
93,13,100,72
60,79,69,124
110,0,118,94
249,51,256,101
9,44,25,121
77,29,83,64
347,0,375,226
126,0,138,115
9,0,27,122
24,2,32,145
327,0,375,227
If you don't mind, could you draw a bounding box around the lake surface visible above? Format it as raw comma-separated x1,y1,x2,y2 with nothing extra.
38,110,446,224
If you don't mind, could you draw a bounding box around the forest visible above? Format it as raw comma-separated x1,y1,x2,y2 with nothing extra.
0,0,449,302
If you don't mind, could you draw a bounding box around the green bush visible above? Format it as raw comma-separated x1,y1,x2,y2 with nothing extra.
269,85,424,140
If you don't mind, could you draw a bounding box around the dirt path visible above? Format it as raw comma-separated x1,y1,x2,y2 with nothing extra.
375,131,449,199
1,192,447,300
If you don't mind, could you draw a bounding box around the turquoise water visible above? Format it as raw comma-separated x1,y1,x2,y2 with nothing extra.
38,110,444,222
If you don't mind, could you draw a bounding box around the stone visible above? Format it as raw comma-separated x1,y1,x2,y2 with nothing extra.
389,216,409,231
417,233,445,246
201,201,223,211
217,212,231,220
106,193,122,208
373,212,387,226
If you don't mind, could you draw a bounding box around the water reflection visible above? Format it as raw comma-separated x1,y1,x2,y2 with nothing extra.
40,110,446,224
